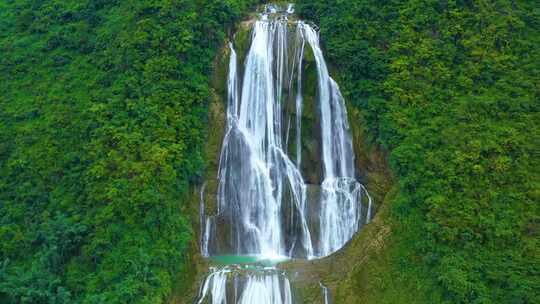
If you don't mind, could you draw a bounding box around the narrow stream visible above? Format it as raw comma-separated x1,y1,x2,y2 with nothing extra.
197,4,372,303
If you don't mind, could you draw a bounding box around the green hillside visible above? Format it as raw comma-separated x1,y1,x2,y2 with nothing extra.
297,1,539,303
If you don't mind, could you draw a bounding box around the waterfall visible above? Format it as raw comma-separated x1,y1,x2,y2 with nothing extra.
319,282,331,304
197,266,293,304
198,4,373,303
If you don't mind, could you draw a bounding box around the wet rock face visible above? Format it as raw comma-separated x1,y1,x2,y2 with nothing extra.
297,58,323,185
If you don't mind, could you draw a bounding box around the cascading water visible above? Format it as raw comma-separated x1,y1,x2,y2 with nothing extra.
320,282,331,304
197,4,373,303
197,265,293,304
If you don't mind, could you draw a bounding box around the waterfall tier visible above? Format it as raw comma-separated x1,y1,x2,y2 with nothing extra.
197,265,293,304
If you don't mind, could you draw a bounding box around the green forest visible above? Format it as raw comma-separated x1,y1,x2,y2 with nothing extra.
297,1,539,303
1,0,538,304
0,0,257,302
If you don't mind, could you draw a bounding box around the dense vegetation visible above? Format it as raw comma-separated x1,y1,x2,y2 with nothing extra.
0,1,256,303
2,0,538,303
298,0,539,303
